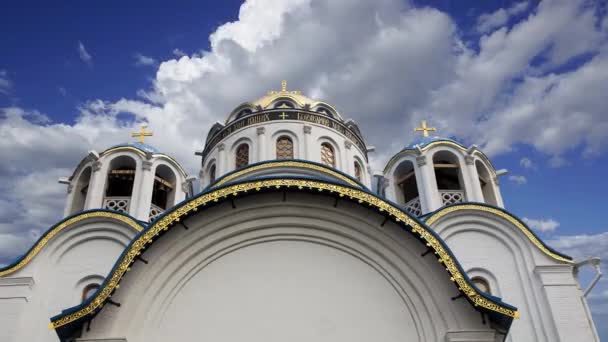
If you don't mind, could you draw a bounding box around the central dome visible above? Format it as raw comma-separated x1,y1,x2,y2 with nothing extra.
225,81,344,124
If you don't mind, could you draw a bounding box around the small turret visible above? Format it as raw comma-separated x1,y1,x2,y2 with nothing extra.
60,127,193,222
382,120,504,216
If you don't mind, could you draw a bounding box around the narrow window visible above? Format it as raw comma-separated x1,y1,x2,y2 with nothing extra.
82,283,100,302
276,136,294,159
354,161,362,181
472,277,491,294
320,143,335,167
209,164,216,184
235,144,249,168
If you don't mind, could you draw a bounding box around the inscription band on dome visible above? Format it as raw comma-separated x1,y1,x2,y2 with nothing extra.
202,109,367,160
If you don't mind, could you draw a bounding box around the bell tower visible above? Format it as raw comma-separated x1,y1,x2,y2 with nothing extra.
59,127,194,222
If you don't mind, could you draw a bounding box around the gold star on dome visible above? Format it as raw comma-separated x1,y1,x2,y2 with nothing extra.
131,125,153,143
268,80,301,95
415,120,437,137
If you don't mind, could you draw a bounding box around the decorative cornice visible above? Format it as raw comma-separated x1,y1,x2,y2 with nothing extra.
0,211,144,278
142,161,153,171
425,204,573,263
416,155,427,167
99,147,187,177
50,178,518,331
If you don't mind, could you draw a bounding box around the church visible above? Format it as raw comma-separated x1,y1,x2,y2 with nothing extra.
0,82,601,341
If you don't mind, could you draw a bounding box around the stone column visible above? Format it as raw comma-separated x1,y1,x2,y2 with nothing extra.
218,143,227,175
493,177,505,207
257,126,266,162
84,161,105,210
464,155,484,202
303,125,312,160
343,141,353,174
416,155,441,213
134,160,154,221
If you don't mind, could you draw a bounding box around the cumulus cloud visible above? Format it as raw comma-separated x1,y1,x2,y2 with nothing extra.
519,157,536,169
508,175,527,185
522,217,559,232
172,48,187,57
477,1,529,34
134,53,157,67
77,41,93,66
0,70,12,95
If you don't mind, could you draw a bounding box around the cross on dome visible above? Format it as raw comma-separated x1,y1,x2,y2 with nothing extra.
268,80,302,95
131,125,153,143
415,120,437,137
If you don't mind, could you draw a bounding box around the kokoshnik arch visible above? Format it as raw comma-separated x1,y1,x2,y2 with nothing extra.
0,82,601,342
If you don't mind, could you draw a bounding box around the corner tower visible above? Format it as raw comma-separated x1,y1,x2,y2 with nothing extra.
382,120,505,216
197,81,370,188
60,127,193,222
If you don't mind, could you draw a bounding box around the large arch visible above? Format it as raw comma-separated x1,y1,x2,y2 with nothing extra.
51,177,517,341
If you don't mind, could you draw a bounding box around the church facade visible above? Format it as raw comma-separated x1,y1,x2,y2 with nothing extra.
0,82,601,341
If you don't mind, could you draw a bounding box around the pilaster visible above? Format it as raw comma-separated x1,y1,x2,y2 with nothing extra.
134,160,155,221
464,155,484,202
256,126,266,162
416,155,441,213
303,125,312,159
84,161,105,210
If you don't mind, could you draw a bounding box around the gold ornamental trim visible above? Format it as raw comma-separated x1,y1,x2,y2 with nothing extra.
213,161,362,188
0,212,143,278
425,204,572,263
50,179,517,330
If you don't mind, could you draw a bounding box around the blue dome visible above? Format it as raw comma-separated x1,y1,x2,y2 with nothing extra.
107,142,160,154
403,136,463,150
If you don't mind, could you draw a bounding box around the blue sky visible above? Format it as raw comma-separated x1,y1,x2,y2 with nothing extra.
1,0,607,338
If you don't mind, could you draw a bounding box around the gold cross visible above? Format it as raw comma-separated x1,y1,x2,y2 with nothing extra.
268,80,301,95
415,120,436,137
279,112,288,120
131,125,153,143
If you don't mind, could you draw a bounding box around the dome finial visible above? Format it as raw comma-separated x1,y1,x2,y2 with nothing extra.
415,120,437,137
268,80,301,95
131,125,153,143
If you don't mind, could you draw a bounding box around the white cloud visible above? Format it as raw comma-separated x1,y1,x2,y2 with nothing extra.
0,69,12,95
508,175,527,185
134,53,157,67
172,48,186,57
477,1,529,34
78,41,93,65
519,157,536,169
522,217,560,232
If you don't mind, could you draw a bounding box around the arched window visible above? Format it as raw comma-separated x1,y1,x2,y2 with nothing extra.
151,164,176,219
472,277,491,294
276,136,294,159
354,161,362,181
70,166,92,215
394,160,421,216
475,160,498,206
82,283,100,302
235,144,249,168
432,151,465,205
320,143,335,167
104,156,137,214
209,164,216,184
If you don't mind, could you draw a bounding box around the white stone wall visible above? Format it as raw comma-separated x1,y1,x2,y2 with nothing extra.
430,211,600,342
81,192,493,342
201,121,370,188
0,219,139,342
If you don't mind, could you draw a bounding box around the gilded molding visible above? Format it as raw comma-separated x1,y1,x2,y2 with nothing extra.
0,212,143,278
425,204,572,263
213,161,362,188
50,179,517,330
